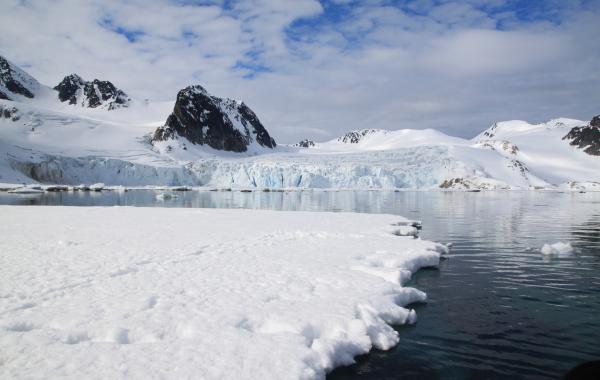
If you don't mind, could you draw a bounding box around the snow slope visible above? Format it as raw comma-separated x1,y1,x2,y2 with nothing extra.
0,206,446,379
473,119,600,185
311,128,466,152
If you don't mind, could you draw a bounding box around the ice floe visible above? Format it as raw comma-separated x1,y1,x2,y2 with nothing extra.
0,206,446,379
540,242,574,257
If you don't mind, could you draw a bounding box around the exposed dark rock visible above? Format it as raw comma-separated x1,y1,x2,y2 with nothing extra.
54,74,84,105
152,85,276,153
0,104,20,121
562,115,600,156
439,177,508,190
478,122,498,140
0,56,40,100
337,129,386,144
293,139,315,148
54,74,130,110
478,140,519,155
509,159,528,176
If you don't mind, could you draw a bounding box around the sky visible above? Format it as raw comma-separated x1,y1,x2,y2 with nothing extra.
1,0,599,143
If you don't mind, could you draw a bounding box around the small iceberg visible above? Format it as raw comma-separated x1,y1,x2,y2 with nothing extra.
541,242,574,257
89,183,105,191
156,192,178,201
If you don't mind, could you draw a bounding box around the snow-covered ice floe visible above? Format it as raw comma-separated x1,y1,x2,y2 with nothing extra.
540,242,574,257
0,206,447,380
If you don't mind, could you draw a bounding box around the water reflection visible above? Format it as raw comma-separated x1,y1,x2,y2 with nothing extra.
1,190,600,379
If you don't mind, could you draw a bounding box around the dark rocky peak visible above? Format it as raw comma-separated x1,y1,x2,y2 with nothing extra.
293,139,315,148
54,74,130,110
0,55,41,100
54,74,85,103
337,129,387,144
562,115,600,156
152,85,276,153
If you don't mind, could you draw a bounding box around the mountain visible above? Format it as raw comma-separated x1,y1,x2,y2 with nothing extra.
54,74,130,110
0,56,42,100
152,85,276,153
293,139,315,148
0,54,598,190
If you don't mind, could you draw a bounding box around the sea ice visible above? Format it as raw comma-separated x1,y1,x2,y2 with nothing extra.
393,225,419,237
6,185,43,194
89,182,105,191
0,206,445,380
540,242,574,256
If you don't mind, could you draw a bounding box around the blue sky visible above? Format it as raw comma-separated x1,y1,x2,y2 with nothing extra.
1,0,599,142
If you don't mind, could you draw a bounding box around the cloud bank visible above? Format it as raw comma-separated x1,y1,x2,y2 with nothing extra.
1,0,599,142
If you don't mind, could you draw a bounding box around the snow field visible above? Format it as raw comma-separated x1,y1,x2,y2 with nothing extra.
0,206,446,379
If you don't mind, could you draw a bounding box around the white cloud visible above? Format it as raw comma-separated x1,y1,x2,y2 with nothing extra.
0,0,599,143
421,29,566,75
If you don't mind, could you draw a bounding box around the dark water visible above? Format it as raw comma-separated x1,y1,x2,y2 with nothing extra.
2,190,600,379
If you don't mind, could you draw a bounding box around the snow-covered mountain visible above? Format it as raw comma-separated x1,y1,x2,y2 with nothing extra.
0,55,598,190
303,128,466,152
152,85,276,153
470,118,600,186
54,74,130,110
0,56,42,100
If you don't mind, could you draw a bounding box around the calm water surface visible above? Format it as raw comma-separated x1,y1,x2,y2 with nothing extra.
2,190,599,379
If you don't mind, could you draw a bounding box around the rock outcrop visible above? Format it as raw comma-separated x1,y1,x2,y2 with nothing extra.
562,115,600,156
0,56,41,100
54,74,130,110
337,129,387,144
0,104,20,121
152,85,276,153
293,139,315,148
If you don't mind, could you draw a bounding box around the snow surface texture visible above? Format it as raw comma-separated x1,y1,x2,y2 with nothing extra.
0,206,445,380
0,55,598,189
540,242,574,257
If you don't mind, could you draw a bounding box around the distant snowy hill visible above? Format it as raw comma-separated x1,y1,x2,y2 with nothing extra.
308,128,466,152
471,118,600,186
152,85,276,153
0,55,598,190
